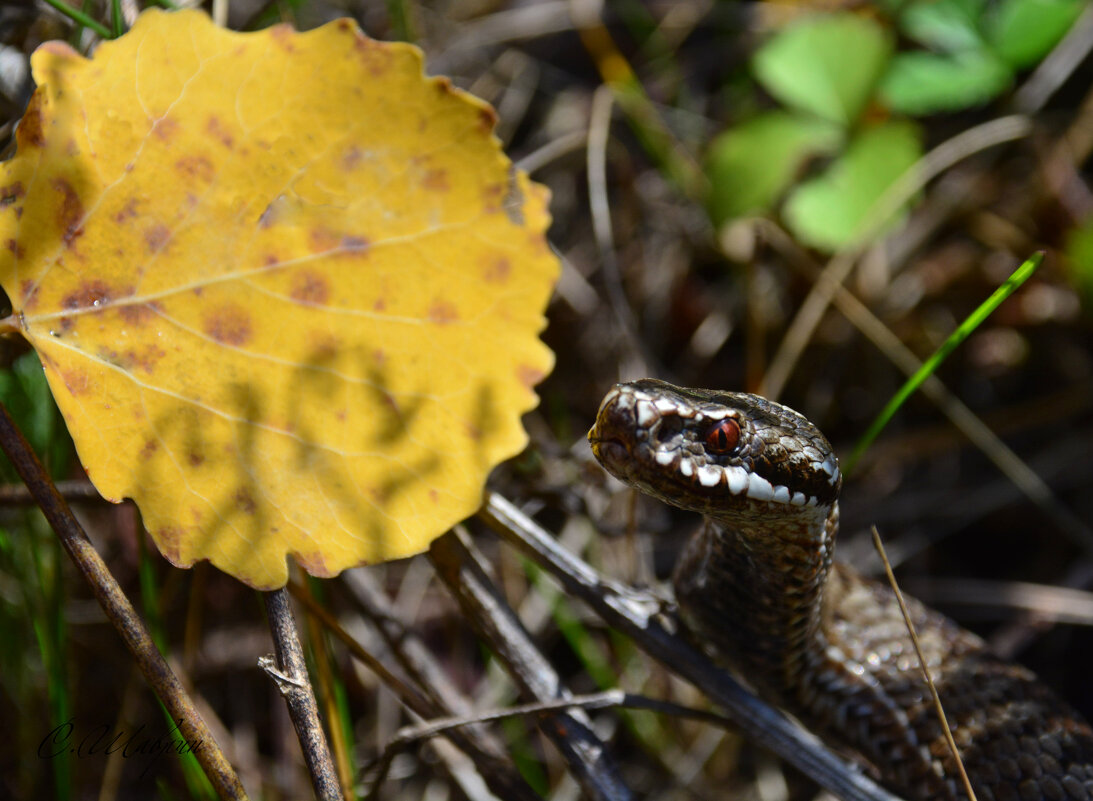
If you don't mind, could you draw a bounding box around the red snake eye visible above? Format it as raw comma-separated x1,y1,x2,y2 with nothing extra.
705,418,741,454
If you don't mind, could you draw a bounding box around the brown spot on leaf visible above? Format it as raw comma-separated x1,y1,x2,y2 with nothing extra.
372,298,386,311
204,304,252,346
7,239,24,259
270,24,295,50
478,106,498,134
152,118,179,141
465,421,483,441
294,551,333,577
517,364,545,388
1,182,25,207
144,223,170,252
234,488,257,514
290,271,329,305
114,198,139,223
353,35,394,76
342,146,363,169
156,526,183,564
308,227,340,253
60,367,90,396
119,302,155,325
307,333,339,361
427,301,459,324
484,256,511,283
206,115,234,149
188,450,205,467
175,154,215,183
421,169,448,192
52,179,83,244
122,344,166,374
63,279,113,311
140,439,158,459
482,183,504,214
429,489,439,503
19,279,34,302
372,348,386,365
16,99,44,148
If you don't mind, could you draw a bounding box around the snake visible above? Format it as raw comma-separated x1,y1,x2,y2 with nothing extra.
588,378,1093,801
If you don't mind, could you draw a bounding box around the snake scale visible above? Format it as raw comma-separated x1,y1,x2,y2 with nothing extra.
588,379,1093,801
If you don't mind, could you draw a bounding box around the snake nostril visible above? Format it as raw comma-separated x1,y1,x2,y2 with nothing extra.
651,414,683,444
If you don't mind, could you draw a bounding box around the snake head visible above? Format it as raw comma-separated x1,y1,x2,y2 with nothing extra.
588,379,841,519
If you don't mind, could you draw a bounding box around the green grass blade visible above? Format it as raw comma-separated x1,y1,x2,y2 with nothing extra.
843,251,1042,474
110,0,124,37
41,0,112,38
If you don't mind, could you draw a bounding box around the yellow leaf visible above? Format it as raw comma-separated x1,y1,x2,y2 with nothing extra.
0,10,557,589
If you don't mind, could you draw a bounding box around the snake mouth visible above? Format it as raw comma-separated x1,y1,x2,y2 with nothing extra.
587,430,631,475
589,379,841,511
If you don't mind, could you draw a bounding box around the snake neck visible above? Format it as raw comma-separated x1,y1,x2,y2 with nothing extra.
673,501,839,703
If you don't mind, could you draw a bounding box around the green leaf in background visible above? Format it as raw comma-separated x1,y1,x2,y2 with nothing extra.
879,50,1012,114
706,112,843,224
783,120,922,252
899,0,987,52
752,13,892,126
988,0,1083,69
1063,217,1093,304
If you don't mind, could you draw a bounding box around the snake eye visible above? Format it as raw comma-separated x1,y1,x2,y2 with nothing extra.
705,418,741,454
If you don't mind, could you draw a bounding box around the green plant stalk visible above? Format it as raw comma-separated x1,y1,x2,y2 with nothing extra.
499,710,549,794
41,0,112,38
384,0,417,42
110,0,124,37
304,577,356,800
33,536,72,801
138,537,217,799
843,251,1043,474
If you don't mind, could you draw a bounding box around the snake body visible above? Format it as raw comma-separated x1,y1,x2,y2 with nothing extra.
588,379,1093,801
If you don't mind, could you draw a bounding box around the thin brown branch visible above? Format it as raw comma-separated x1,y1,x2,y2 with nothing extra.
478,492,908,801
430,527,633,801
0,400,249,801
0,478,107,505
368,688,737,795
287,578,542,801
261,588,342,801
